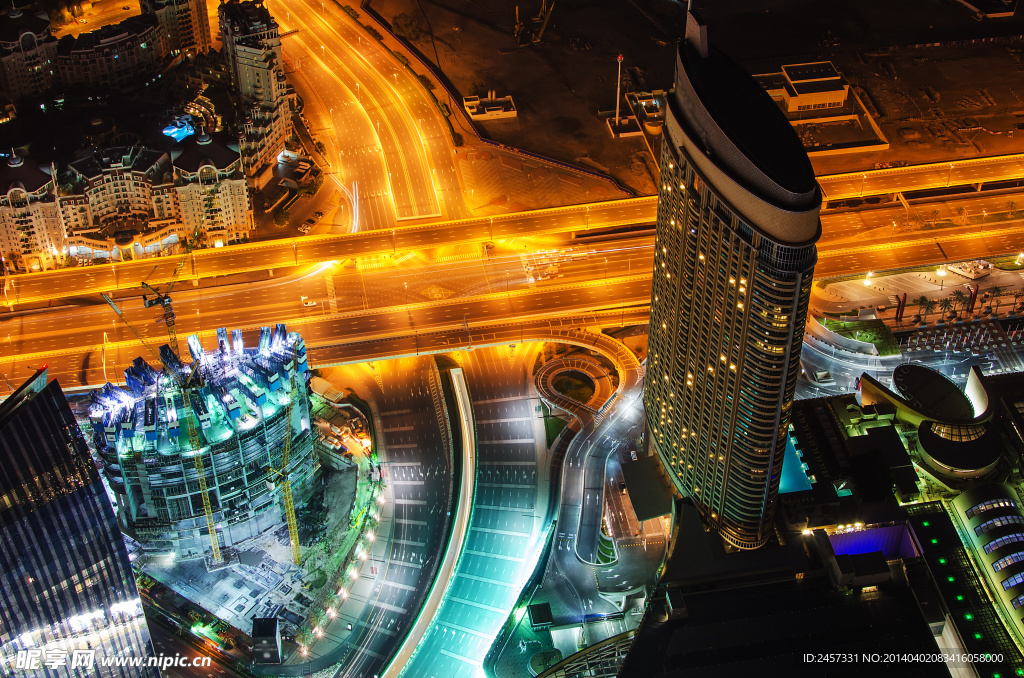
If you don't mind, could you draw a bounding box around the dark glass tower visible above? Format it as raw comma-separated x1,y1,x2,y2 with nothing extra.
0,367,158,677
645,10,822,549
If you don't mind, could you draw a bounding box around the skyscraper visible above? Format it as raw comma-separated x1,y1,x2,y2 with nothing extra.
645,9,822,549
0,367,158,677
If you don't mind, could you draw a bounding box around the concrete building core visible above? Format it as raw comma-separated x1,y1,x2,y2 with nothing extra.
645,8,821,550
86,325,319,564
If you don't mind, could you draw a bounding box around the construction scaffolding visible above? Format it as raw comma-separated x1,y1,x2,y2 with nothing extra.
87,324,320,567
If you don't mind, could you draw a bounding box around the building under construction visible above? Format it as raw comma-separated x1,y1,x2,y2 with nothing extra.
86,324,319,565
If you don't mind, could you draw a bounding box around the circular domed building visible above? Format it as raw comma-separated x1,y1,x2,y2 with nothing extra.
860,364,1001,485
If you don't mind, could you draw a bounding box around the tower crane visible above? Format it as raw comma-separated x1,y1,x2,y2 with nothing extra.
140,221,205,354
102,293,223,565
266,372,302,566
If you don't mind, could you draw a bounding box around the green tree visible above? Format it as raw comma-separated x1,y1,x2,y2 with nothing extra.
938,296,954,320
922,299,936,323
990,285,1003,313
274,209,290,226
391,12,423,40
951,289,967,316
955,206,967,225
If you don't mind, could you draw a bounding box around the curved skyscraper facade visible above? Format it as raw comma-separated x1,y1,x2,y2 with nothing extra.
645,9,822,549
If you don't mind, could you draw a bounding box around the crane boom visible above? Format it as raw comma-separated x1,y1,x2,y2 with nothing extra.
140,222,202,354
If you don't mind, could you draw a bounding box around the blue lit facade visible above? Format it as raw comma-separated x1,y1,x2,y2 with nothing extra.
87,325,318,561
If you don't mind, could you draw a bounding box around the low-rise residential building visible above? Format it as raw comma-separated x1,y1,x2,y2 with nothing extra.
0,152,65,272
141,0,211,56
171,130,252,246
2,133,252,269
66,145,171,230
0,6,57,102
56,14,171,91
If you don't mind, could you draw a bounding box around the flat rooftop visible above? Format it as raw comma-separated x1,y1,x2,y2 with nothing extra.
783,61,841,82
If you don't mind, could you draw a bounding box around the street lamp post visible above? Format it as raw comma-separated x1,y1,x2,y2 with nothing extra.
614,54,624,126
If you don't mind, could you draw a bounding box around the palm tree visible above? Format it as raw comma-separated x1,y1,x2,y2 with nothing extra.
1008,200,1018,219
951,289,968,317
938,296,954,320
1014,289,1024,313
915,295,930,316
922,299,936,323
990,285,1003,313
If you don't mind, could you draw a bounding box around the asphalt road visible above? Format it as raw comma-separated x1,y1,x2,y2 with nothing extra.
7,183,1024,309
275,0,456,222
0,198,656,306
818,153,1024,200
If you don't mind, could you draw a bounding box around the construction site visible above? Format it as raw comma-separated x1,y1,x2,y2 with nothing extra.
86,324,318,567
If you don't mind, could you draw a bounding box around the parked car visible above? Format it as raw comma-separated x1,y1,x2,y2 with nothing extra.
305,218,315,224
313,211,324,218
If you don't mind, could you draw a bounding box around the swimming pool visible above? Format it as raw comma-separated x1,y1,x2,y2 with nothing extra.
779,435,813,493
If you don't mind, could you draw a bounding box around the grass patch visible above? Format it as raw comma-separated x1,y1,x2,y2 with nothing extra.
541,402,567,448
552,372,595,404
821,318,900,356
988,254,1024,271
